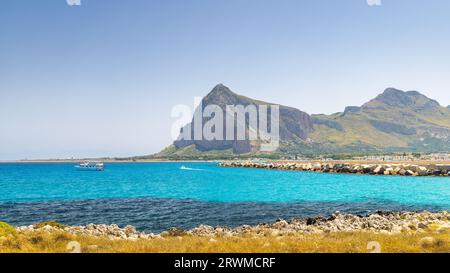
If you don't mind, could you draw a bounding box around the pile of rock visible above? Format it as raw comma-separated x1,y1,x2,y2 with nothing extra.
219,161,450,177
15,211,450,239
16,223,156,240
185,211,450,236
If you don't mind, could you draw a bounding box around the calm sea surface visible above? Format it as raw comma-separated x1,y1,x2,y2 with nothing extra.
0,162,449,232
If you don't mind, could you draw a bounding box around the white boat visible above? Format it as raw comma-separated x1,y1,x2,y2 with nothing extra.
75,161,104,171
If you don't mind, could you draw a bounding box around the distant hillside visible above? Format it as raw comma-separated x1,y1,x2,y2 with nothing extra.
155,84,450,159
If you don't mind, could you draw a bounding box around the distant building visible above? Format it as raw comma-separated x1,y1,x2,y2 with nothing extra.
353,153,450,162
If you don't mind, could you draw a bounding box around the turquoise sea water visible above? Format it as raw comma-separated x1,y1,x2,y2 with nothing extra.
0,162,449,232
1,162,449,205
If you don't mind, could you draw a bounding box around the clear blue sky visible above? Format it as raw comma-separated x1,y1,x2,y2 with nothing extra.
1,0,450,160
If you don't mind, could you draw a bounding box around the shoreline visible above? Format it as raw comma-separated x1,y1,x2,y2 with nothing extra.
10,210,450,238
0,159,221,164
3,159,450,168
2,211,449,253
3,158,450,164
0,159,217,164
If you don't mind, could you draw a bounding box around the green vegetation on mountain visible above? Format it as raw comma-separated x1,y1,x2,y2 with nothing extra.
154,85,450,159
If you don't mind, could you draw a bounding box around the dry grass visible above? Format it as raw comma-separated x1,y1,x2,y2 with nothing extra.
1,228,449,253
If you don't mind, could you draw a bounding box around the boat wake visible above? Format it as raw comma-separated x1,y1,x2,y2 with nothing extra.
180,166,203,171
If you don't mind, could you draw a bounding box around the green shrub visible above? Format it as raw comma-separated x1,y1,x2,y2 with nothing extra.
0,221,15,236
33,221,66,229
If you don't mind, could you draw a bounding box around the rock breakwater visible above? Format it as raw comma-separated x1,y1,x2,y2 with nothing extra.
219,161,450,177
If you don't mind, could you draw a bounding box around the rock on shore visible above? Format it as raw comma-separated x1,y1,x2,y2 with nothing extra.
219,161,450,177
185,211,450,236
15,211,450,240
16,224,156,240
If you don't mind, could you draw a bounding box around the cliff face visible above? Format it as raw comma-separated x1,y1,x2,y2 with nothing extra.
173,84,313,154
161,84,450,157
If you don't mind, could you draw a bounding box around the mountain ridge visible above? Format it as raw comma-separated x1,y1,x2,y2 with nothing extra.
157,84,450,158
173,84,313,154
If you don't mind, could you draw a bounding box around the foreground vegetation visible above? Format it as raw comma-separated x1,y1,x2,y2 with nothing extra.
0,223,448,253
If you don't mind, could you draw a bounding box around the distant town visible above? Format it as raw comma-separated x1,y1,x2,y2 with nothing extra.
274,153,450,162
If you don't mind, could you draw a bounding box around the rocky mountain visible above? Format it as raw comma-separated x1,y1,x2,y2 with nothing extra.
309,88,450,154
157,84,450,158
171,84,313,154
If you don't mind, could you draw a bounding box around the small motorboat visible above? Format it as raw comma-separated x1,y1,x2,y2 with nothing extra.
75,161,105,171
